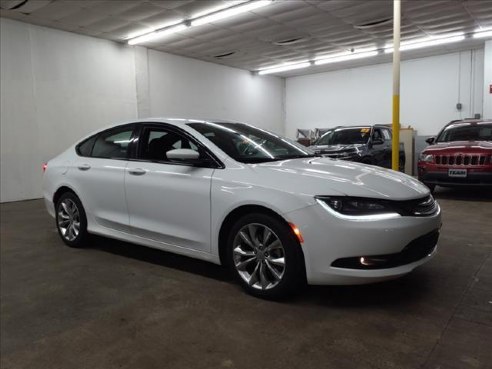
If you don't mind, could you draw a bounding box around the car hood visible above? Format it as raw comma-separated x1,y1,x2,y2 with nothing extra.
252,157,429,200
309,143,365,152
424,141,492,153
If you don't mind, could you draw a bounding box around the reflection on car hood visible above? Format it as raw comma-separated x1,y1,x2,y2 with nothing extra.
252,157,428,200
424,141,492,152
309,143,365,152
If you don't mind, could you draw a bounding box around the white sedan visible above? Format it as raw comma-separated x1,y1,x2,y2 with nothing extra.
43,118,441,298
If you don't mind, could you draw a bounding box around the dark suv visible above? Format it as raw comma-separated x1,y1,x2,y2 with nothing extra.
309,125,405,171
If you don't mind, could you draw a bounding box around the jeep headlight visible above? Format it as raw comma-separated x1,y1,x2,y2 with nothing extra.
419,153,433,163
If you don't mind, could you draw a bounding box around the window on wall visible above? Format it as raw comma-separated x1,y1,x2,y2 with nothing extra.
91,126,134,159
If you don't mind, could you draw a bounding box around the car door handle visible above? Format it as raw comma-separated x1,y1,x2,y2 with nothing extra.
78,164,91,171
128,168,147,176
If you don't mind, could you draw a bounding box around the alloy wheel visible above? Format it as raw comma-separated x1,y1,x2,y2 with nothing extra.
232,223,286,290
57,198,80,242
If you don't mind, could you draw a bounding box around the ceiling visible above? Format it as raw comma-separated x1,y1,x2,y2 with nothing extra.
1,0,491,76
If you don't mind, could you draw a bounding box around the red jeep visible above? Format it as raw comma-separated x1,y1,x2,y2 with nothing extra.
418,119,492,192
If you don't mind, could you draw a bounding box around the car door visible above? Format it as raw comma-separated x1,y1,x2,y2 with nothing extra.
70,124,135,233
125,124,218,252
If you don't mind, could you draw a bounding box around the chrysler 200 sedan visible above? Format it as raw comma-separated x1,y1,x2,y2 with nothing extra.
43,119,441,298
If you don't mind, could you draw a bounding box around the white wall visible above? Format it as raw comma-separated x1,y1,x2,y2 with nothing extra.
0,18,285,202
145,49,285,133
1,18,138,202
483,40,492,119
285,50,485,137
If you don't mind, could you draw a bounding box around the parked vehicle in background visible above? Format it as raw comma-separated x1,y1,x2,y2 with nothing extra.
418,119,492,192
309,125,406,171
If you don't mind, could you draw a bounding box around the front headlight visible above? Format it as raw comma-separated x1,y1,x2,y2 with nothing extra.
315,196,401,220
419,153,433,163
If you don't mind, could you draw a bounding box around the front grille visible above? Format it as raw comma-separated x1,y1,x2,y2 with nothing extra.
331,229,439,270
435,154,489,166
399,195,438,216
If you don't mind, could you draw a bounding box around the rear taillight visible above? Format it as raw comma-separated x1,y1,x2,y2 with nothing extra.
42,163,47,173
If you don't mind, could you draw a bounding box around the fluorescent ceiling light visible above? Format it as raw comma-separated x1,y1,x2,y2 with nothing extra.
258,61,311,75
384,33,465,53
473,27,492,39
191,0,272,26
128,24,187,45
314,50,378,66
127,1,272,45
192,0,247,18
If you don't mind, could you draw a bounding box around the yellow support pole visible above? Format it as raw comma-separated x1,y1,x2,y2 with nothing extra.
392,0,401,171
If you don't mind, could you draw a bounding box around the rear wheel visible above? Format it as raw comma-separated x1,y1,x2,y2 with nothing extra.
56,192,89,248
227,213,305,299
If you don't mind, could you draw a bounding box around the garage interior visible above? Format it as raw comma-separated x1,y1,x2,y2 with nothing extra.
1,1,491,369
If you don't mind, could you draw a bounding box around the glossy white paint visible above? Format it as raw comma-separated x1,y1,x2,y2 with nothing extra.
43,118,441,285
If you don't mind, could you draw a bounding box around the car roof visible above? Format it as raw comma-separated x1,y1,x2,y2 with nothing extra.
331,124,390,130
443,119,492,128
127,118,239,126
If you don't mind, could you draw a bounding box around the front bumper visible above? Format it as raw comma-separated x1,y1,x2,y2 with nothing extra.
418,167,492,187
285,202,441,285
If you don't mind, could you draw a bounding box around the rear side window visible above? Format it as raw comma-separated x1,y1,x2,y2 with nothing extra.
77,135,97,157
382,129,391,140
92,126,134,159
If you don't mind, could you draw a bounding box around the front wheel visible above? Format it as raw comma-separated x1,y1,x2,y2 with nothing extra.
56,192,89,248
227,213,305,299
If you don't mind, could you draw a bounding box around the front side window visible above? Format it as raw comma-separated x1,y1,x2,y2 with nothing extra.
188,122,314,164
382,129,392,140
92,126,134,159
437,123,492,142
372,129,383,142
139,127,199,162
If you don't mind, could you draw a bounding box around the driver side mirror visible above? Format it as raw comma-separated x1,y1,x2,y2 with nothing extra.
425,137,435,145
166,148,200,161
372,138,384,145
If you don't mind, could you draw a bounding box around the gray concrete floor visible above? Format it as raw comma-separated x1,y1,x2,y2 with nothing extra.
1,188,491,369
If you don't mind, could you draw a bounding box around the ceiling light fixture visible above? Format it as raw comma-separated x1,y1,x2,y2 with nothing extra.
128,23,188,45
127,0,272,46
258,61,311,75
384,32,465,53
191,0,273,27
473,27,492,39
314,50,378,65
192,0,247,18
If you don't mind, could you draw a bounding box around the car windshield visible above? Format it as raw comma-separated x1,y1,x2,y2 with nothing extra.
188,122,315,163
436,123,492,142
316,127,371,145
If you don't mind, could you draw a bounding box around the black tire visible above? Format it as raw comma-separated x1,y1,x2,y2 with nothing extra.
55,192,89,248
226,212,305,299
